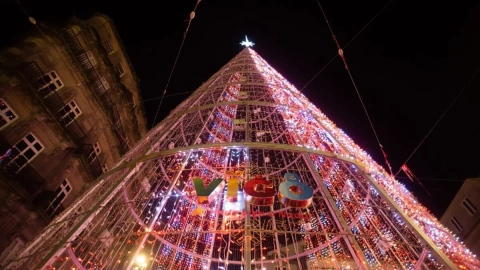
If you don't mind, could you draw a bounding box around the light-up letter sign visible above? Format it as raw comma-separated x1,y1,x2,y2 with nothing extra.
244,175,275,206
278,173,313,208
226,170,242,202
192,177,223,204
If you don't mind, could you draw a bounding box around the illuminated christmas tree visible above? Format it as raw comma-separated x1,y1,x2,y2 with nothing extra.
8,40,479,270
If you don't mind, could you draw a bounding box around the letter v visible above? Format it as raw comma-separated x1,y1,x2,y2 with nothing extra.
192,178,223,204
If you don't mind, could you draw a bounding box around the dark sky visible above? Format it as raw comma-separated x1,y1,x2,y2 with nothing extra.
1,0,480,218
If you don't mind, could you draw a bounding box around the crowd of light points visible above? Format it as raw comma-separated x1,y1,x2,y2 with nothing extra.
30,48,480,270
248,48,478,268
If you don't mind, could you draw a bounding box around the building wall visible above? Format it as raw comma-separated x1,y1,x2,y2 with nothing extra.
0,14,147,265
87,14,147,144
440,178,480,256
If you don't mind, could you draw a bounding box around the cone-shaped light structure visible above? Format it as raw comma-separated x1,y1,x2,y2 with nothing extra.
9,48,478,270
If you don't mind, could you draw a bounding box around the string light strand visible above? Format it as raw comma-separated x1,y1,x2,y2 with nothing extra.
394,67,480,176
151,0,202,127
301,0,395,92
315,0,394,176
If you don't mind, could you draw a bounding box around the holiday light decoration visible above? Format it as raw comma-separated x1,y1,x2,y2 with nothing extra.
7,48,479,270
193,172,313,208
240,36,255,48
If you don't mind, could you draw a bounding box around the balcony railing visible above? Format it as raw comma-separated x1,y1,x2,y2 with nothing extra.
62,27,129,155
21,61,87,144
19,62,103,181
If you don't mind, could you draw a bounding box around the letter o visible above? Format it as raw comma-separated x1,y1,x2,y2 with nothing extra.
278,173,313,208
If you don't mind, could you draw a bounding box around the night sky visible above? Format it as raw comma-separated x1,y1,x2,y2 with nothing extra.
1,0,479,218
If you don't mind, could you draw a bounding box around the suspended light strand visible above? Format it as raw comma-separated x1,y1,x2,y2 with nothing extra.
301,0,395,92
152,0,202,127
395,67,480,176
315,0,395,177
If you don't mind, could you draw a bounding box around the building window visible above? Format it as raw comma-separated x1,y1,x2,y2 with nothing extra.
462,197,477,215
0,237,24,265
451,216,463,232
114,63,125,76
100,77,110,91
58,100,81,127
87,142,101,164
6,133,44,172
102,163,108,173
33,70,64,98
0,99,17,129
94,142,101,154
46,179,71,216
103,39,114,53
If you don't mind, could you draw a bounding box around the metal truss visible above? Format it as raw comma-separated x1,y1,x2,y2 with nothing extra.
7,48,478,270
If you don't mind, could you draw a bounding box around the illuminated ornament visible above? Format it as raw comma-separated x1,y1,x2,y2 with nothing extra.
240,35,254,47
141,178,150,192
239,91,248,99
191,206,205,216
278,173,313,208
244,175,275,205
256,131,265,137
304,223,312,231
378,239,392,254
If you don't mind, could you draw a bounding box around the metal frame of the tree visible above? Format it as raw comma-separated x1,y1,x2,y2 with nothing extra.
7,49,478,270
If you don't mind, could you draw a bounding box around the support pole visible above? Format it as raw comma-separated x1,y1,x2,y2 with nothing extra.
244,199,252,270
362,173,457,269
243,89,252,270
270,205,284,269
414,248,428,270
126,151,192,270
303,154,371,270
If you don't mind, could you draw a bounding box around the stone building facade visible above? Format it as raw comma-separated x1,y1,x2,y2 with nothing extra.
0,14,147,265
440,178,480,257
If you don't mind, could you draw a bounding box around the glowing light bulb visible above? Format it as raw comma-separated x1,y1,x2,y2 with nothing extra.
240,36,255,47
135,254,147,268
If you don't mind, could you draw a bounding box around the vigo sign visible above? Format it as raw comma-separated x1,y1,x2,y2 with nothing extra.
192,172,313,208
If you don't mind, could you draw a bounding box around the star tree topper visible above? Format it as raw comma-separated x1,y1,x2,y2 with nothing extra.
240,35,254,47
